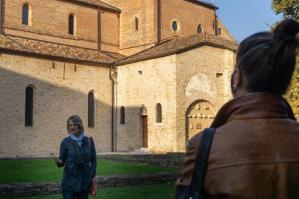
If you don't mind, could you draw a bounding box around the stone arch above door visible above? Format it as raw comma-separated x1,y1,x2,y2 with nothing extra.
185,100,216,143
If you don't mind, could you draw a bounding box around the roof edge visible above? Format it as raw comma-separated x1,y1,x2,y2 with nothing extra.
0,48,111,67
63,0,121,12
184,0,218,9
115,34,238,66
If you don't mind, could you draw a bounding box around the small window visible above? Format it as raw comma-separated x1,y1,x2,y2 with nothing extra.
120,106,125,125
156,103,162,123
88,91,94,128
212,20,215,30
69,14,75,35
218,28,221,35
171,21,178,32
25,86,34,126
197,24,203,34
22,3,31,25
134,17,139,31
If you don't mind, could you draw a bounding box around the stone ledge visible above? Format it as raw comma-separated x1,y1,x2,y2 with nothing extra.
0,172,178,197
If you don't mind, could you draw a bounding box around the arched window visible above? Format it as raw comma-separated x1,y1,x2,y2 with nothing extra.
212,20,215,30
172,21,178,32
197,24,203,34
25,86,34,126
156,103,162,123
134,17,139,31
88,91,94,128
22,3,31,25
120,106,125,125
69,14,75,35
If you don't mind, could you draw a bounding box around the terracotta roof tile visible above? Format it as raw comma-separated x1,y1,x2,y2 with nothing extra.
115,33,238,66
0,34,125,64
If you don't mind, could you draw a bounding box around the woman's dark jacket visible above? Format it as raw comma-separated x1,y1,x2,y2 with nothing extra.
57,136,96,192
176,93,299,198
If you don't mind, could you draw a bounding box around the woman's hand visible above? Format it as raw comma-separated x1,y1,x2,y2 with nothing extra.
54,157,64,167
54,157,62,163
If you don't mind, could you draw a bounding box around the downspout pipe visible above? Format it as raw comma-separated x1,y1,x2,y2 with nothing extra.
157,0,161,43
0,0,3,34
109,65,117,152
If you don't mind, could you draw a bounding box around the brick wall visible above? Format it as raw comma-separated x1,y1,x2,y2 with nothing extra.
102,0,157,56
160,0,216,40
100,10,119,52
0,54,113,157
115,55,178,152
2,0,120,51
115,45,235,152
175,46,235,151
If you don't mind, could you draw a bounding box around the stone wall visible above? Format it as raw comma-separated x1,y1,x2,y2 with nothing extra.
2,0,120,51
100,10,120,53
0,54,113,157
175,46,235,151
115,55,177,152
101,0,157,56
0,173,177,197
160,0,216,40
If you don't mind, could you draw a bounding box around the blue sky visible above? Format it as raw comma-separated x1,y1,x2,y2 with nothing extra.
205,0,283,42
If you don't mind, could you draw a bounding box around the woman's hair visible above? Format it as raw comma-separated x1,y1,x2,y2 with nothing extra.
236,19,299,95
66,115,84,133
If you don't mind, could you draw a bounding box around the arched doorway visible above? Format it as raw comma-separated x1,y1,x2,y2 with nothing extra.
185,100,216,145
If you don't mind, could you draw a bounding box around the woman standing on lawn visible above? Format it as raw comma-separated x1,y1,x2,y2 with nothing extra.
55,115,96,199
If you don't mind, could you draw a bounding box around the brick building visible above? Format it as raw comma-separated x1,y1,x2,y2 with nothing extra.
0,0,237,157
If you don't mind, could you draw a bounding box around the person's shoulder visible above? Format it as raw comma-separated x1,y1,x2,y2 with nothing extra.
187,128,216,149
61,136,71,143
83,135,94,142
187,131,203,150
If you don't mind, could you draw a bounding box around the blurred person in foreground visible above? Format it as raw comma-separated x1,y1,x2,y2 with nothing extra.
176,19,299,199
55,115,96,199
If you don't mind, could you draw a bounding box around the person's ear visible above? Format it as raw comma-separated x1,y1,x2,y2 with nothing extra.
231,67,242,95
231,67,242,93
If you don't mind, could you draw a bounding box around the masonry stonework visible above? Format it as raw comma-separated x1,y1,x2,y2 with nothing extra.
115,44,235,152
0,54,112,157
175,46,235,151
100,10,120,52
0,0,238,157
102,0,157,55
116,55,177,152
160,0,215,40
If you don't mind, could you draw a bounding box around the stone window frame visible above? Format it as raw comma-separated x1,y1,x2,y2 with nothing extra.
134,16,139,31
212,20,215,30
218,28,221,35
197,24,203,34
68,13,76,36
120,106,125,125
88,91,95,128
22,3,32,26
170,19,180,33
25,85,34,127
156,103,162,123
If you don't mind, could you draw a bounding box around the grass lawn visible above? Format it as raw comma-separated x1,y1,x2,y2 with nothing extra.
0,159,177,183
3,182,175,199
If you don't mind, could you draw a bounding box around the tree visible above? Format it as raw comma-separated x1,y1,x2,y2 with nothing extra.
272,0,299,20
272,0,299,119
286,58,299,119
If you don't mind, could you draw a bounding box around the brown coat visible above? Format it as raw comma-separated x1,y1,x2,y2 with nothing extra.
176,93,299,199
